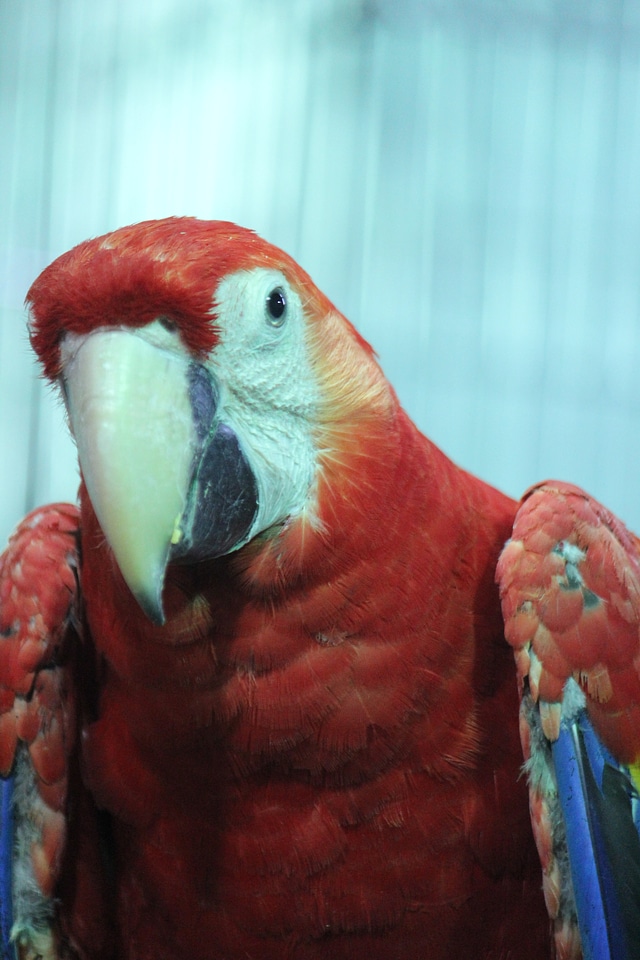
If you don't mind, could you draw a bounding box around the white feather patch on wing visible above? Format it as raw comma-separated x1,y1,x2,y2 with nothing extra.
521,688,581,950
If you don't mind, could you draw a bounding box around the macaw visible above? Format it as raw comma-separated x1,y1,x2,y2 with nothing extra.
0,218,638,960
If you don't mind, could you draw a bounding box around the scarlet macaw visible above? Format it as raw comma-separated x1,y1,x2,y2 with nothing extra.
0,218,638,959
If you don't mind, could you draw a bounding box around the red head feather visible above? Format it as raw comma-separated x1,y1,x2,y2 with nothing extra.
27,217,373,380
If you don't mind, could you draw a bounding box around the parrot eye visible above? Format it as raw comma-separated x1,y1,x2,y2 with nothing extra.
265,287,287,327
158,316,178,333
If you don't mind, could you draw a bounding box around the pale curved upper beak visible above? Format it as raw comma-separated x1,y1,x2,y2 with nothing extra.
61,329,195,621
60,327,258,624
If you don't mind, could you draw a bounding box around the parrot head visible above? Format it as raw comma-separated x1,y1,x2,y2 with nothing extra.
27,218,393,623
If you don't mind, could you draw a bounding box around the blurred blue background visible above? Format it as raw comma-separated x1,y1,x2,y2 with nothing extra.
2,0,640,547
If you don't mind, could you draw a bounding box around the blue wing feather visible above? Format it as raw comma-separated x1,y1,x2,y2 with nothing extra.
0,774,15,960
553,719,610,960
553,711,640,960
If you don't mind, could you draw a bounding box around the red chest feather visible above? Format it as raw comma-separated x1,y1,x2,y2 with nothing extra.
71,433,550,960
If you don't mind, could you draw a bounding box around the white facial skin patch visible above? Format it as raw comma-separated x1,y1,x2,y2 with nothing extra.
207,267,322,543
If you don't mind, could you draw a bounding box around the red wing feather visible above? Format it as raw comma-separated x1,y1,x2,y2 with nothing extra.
0,503,80,947
497,480,640,960
498,480,640,762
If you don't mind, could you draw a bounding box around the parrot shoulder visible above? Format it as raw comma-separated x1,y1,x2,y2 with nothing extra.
497,480,640,960
0,503,80,959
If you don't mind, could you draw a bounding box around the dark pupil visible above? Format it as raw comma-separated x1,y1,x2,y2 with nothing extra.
266,287,286,320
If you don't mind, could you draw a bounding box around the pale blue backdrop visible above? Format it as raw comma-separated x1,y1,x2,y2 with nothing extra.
2,0,640,547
